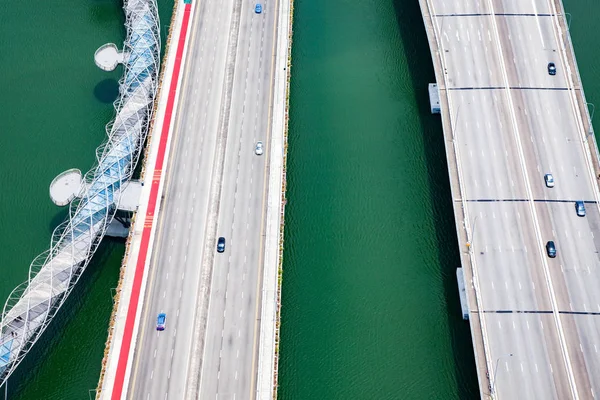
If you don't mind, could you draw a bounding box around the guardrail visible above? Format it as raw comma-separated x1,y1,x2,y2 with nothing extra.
271,0,295,396
419,1,494,397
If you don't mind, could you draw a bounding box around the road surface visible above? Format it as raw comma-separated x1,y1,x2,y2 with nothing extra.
428,0,600,398
126,0,278,398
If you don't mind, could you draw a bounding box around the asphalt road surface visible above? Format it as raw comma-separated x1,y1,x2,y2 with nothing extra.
126,0,278,398
428,0,600,398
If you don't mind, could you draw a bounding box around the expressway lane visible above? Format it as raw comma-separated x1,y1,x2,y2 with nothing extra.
126,0,235,398
125,0,278,398
199,0,277,397
428,0,600,398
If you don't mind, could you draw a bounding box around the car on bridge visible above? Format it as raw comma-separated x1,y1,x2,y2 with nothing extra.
575,201,586,217
548,62,556,75
544,173,555,188
255,141,264,155
217,237,226,253
156,313,166,331
546,241,557,258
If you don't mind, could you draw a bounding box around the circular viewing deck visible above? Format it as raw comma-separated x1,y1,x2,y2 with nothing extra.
49,169,83,206
94,43,124,71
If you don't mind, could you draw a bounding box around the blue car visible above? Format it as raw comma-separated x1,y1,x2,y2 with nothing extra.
575,200,586,217
255,3,262,13
217,236,226,253
156,313,166,331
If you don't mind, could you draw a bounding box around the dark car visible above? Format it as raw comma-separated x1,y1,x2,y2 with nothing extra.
546,241,557,258
575,201,586,217
548,62,556,76
156,313,166,331
217,237,226,253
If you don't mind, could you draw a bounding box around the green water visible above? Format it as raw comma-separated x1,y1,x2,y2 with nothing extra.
0,0,599,398
278,0,600,399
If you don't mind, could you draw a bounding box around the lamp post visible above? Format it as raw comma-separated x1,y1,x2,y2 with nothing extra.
491,353,514,396
466,215,478,253
565,12,572,30
587,102,595,138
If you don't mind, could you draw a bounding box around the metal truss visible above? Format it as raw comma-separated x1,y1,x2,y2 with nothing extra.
0,0,160,386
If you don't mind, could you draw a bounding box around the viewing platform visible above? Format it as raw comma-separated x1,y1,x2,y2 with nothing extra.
94,43,126,72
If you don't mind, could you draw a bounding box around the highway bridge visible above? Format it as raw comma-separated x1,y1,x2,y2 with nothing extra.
124,0,281,398
420,0,600,399
96,0,290,398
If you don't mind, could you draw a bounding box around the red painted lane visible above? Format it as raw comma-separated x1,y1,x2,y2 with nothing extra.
111,4,192,399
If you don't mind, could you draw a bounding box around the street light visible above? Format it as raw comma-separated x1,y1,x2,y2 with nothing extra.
491,353,514,395
564,12,572,30
587,102,595,137
466,215,478,252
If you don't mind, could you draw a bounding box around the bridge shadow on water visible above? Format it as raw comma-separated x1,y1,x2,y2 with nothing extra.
94,79,120,104
392,0,479,398
5,238,122,399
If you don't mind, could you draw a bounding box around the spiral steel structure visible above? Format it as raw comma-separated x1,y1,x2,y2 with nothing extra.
0,0,160,385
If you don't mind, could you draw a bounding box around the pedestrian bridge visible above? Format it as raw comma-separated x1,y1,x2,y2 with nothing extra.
0,0,160,387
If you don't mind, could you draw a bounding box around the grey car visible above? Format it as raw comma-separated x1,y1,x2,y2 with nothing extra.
544,173,555,188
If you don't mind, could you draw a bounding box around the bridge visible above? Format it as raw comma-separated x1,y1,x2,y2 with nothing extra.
93,0,291,399
420,0,600,398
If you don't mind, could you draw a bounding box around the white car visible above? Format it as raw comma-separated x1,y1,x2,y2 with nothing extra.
255,141,264,155
544,173,555,188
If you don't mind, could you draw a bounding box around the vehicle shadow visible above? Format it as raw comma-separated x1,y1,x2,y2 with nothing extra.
391,0,479,397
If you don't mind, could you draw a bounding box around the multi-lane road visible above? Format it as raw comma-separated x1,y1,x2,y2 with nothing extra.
126,0,278,398
427,0,600,398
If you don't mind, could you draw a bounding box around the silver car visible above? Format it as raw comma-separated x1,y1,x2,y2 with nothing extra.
255,141,264,155
544,173,555,188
